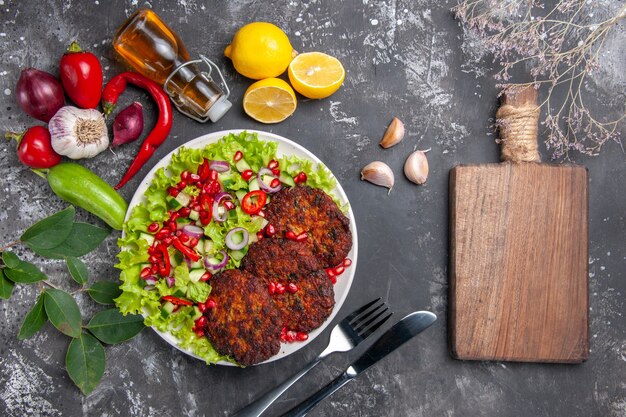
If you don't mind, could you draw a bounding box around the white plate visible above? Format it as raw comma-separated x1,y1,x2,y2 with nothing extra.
124,129,358,365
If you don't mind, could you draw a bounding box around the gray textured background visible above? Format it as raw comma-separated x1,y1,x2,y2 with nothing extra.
1,1,625,416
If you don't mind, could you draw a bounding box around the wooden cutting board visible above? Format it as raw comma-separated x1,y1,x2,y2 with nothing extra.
448,87,589,363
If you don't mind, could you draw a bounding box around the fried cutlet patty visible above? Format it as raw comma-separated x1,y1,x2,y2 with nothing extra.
203,269,281,366
273,269,335,332
242,238,335,332
241,238,323,282
264,186,352,268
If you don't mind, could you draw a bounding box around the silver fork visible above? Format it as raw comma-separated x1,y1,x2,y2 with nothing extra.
232,298,392,417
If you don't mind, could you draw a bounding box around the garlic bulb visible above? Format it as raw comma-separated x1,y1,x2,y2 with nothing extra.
361,161,394,193
379,117,405,148
49,106,109,159
404,149,430,185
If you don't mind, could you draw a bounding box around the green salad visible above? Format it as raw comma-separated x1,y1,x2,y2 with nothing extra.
115,131,338,364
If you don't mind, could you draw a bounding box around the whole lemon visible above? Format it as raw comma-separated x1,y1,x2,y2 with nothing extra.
224,22,296,80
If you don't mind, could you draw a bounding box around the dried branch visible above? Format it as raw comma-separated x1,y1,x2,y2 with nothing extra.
454,0,626,159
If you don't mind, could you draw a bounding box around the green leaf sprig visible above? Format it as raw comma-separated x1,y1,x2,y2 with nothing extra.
1,206,144,395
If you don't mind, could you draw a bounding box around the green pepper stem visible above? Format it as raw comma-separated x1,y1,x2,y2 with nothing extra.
5,131,24,145
31,169,49,179
67,41,82,53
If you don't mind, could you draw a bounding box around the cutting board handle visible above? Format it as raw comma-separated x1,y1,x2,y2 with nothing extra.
496,86,541,163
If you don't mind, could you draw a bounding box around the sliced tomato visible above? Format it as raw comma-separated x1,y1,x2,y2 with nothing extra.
241,190,267,215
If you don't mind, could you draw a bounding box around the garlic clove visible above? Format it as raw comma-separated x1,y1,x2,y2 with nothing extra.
404,149,430,185
379,117,405,148
361,161,394,193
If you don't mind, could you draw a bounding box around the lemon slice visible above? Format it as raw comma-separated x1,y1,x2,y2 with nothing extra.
243,78,297,124
288,52,345,99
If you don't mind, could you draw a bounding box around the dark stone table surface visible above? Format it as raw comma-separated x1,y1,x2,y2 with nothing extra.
1,1,624,416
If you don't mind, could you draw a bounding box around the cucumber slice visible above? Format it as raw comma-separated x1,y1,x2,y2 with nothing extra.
189,268,206,283
166,195,180,209
171,251,182,267
235,159,251,172
166,192,191,209
162,301,176,316
204,240,214,254
189,259,203,269
189,210,200,221
230,250,246,261
235,190,247,203
262,175,275,186
139,232,155,246
249,178,260,192
279,172,295,187
191,306,202,320
195,238,206,254
176,218,191,229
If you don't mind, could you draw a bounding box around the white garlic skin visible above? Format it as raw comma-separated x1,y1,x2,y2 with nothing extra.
361,161,394,192
379,117,405,148
49,106,109,159
404,149,430,185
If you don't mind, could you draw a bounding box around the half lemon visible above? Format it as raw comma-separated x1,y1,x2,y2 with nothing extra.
243,78,297,124
288,52,345,99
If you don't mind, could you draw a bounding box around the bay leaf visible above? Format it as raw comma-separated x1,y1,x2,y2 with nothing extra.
2,251,21,269
86,308,145,344
66,332,105,395
18,294,48,339
4,259,47,284
87,281,122,305
0,269,14,299
44,289,82,338
20,206,75,250
66,257,89,285
30,223,110,259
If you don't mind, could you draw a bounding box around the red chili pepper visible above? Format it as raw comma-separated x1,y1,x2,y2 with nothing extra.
172,238,201,262
158,244,171,277
241,190,267,215
102,72,173,190
197,158,210,181
6,126,61,169
161,295,193,306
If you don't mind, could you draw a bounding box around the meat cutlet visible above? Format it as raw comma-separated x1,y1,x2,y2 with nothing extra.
202,269,281,366
242,238,335,332
264,185,352,268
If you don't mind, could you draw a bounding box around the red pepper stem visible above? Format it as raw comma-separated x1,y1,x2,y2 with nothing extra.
67,41,83,53
5,131,24,144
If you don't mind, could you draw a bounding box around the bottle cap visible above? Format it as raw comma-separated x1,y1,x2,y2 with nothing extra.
207,96,232,123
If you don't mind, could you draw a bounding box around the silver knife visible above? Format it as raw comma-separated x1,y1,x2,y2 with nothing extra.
280,310,437,417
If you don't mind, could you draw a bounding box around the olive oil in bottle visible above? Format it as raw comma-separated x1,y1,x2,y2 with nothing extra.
113,9,231,122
